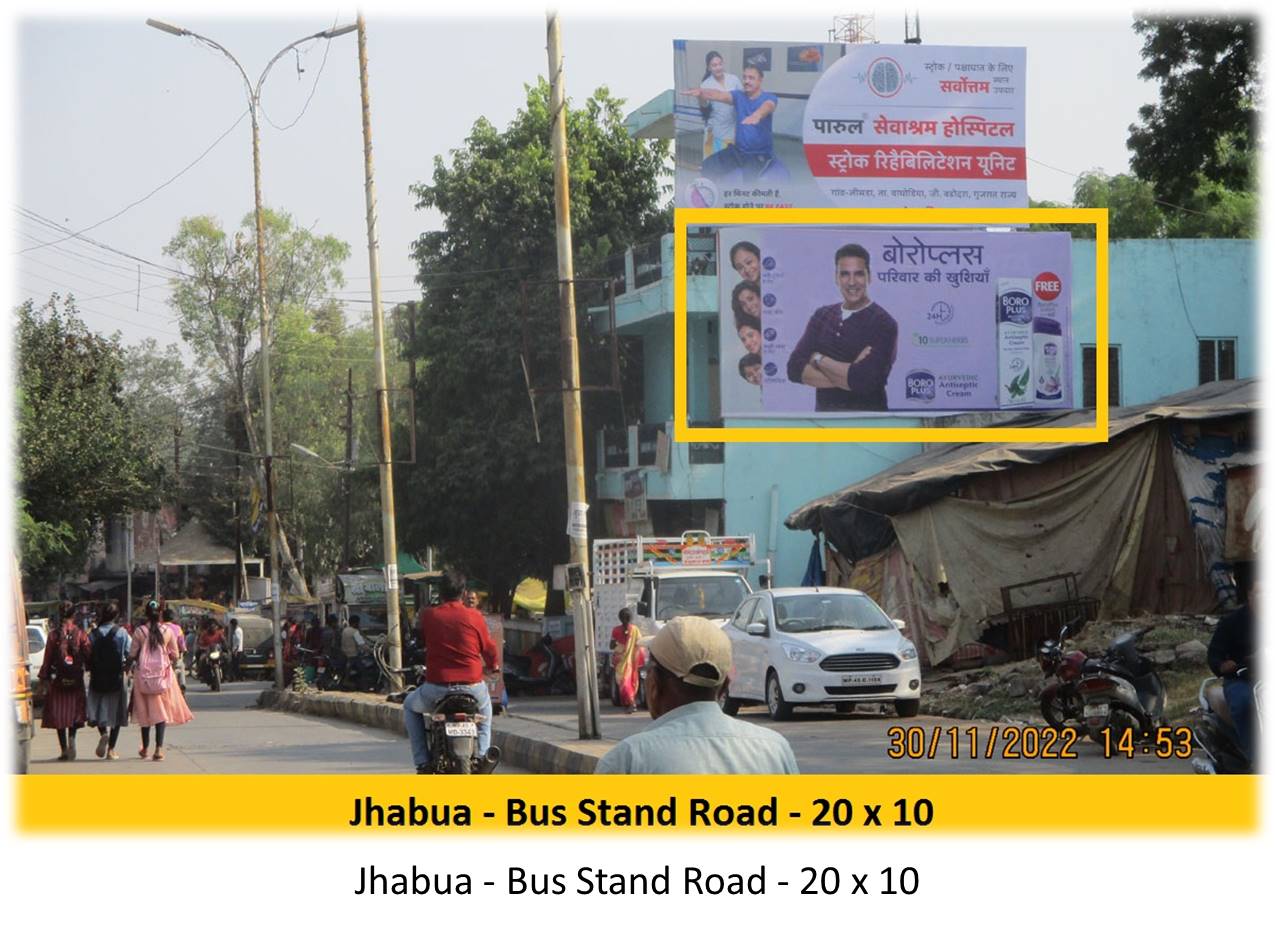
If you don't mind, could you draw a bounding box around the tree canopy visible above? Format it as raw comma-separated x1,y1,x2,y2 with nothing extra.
401,80,669,607
162,209,366,586
1127,16,1258,204
16,295,164,585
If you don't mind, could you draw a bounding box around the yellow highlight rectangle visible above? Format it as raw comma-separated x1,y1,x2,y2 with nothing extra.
14,774,1255,833
673,208,1109,443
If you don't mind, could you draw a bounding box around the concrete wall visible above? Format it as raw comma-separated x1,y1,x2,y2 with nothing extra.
721,437,922,586
1071,239,1256,404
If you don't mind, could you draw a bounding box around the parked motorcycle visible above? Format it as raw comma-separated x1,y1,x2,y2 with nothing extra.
1191,668,1261,775
1037,623,1088,731
1075,627,1166,742
197,645,226,692
341,649,384,692
503,636,575,696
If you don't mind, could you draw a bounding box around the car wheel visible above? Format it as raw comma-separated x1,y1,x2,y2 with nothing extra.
765,671,793,721
895,698,920,718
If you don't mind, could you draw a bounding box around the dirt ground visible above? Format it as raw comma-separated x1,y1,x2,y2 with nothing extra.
919,614,1219,725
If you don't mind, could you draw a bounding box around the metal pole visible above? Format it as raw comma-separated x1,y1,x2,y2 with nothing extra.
173,422,181,528
547,11,600,740
248,102,285,690
343,367,354,572
233,454,242,604
356,14,402,691
125,516,133,622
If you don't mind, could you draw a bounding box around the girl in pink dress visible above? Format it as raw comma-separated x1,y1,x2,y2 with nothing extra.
129,605,193,761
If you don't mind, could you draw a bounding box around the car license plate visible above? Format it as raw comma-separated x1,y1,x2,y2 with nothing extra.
1084,703,1109,721
841,674,883,685
444,722,478,737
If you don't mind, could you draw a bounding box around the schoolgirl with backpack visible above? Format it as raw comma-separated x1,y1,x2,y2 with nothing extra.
86,602,132,760
37,601,90,760
128,601,193,761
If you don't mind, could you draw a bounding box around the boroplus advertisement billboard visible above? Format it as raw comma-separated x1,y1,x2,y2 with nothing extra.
718,227,1073,418
675,40,1027,209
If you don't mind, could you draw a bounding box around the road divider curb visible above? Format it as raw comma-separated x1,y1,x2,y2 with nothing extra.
256,688,602,773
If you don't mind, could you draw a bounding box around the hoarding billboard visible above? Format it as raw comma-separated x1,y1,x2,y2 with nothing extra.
718,226,1073,417
675,40,1027,210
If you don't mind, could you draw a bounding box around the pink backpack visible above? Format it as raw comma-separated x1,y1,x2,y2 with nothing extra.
135,628,172,695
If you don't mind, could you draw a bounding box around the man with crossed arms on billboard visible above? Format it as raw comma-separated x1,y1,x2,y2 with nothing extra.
786,243,898,412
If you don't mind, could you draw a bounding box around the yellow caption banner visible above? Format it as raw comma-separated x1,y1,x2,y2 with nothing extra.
673,207,1109,444
15,774,1257,834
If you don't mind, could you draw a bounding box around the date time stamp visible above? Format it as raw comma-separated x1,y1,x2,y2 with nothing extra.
885,724,1194,760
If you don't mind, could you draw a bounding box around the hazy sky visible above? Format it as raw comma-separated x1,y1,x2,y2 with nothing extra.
10,5,1163,349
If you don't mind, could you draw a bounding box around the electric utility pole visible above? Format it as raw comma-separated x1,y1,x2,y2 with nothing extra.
356,13,403,690
547,11,600,740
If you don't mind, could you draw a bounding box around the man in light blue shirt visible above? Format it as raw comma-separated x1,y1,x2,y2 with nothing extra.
594,617,799,775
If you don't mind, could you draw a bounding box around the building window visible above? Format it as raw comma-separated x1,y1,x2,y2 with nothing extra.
1081,345,1121,409
1199,338,1237,384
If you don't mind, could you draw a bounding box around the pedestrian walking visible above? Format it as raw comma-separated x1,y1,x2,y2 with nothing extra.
228,617,244,681
86,602,131,760
129,601,193,761
610,608,644,714
37,601,90,760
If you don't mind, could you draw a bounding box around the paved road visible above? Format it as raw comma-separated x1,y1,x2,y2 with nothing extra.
29,681,529,775
502,695,1193,774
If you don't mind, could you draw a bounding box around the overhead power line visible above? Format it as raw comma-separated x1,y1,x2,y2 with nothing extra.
15,108,251,255
14,206,193,278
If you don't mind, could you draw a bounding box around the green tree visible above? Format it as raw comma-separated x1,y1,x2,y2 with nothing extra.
1070,170,1166,238
162,209,351,593
16,294,164,586
1127,16,1258,204
402,80,669,608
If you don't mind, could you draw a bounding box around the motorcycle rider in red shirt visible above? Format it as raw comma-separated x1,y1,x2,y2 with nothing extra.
404,570,500,773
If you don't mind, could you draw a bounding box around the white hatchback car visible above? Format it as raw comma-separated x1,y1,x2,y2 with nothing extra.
720,587,922,719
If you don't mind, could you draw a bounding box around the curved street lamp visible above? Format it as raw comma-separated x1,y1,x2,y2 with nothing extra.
147,18,356,688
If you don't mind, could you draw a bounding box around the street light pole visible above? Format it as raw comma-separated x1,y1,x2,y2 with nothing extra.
356,14,403,691
146,18,357,689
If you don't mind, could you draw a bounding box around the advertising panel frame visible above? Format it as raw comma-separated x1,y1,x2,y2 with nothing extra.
673,207,1109,443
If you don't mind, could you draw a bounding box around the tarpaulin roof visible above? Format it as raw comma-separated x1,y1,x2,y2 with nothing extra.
785,378,1258,557
368,552,429,576
133,520,265,567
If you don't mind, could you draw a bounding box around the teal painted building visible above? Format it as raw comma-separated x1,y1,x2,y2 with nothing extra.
587,235,1256,585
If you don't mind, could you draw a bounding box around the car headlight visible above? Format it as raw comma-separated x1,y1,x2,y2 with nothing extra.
900,641,918,661
782,643,822,663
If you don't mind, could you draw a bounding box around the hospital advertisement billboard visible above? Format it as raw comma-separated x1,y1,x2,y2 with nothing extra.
675,40,1027,210
718,226,1073,418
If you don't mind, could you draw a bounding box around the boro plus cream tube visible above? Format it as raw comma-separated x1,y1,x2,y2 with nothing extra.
997,278,1033,408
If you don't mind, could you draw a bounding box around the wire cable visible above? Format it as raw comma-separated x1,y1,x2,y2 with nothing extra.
14,109,251,255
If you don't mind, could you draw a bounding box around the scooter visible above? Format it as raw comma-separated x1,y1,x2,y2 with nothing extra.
1191,668,1261,775
1037,623,1088,731
1075,627,1166,742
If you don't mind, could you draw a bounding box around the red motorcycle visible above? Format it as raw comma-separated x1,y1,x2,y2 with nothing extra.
1037,623,1088,731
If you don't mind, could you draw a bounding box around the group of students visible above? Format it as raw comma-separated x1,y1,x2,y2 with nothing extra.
37,600,193,761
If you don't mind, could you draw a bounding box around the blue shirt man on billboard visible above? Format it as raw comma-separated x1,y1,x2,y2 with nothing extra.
786,244,898,412
685,65,779,181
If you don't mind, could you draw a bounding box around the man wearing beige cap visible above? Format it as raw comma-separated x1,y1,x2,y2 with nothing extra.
594,617,799,774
